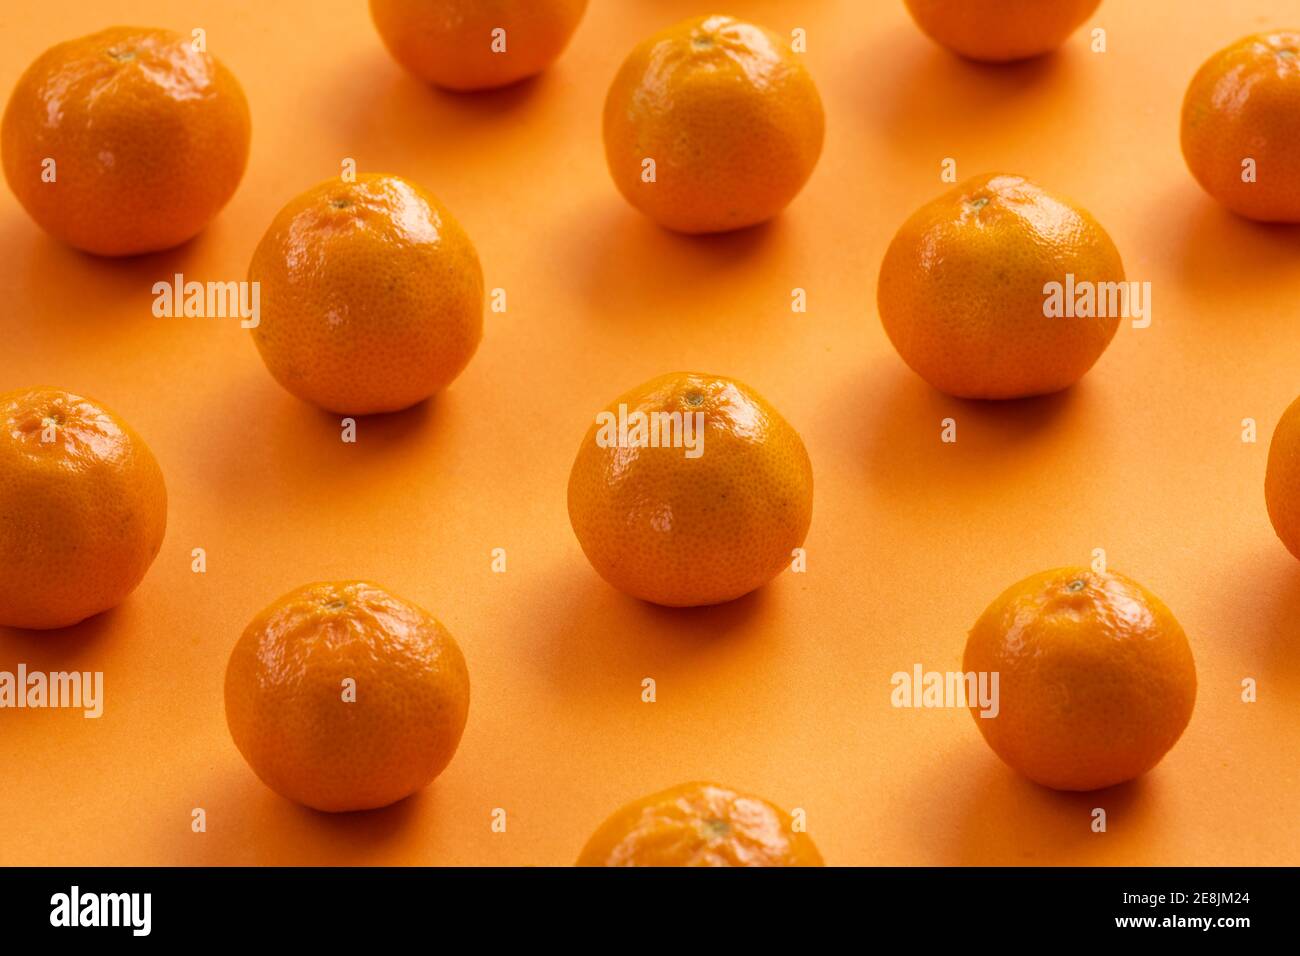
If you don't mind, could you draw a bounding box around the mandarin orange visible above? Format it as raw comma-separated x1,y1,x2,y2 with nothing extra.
576,782,824,866
224,581,470,812
903,0,1101,62
567,373,813,607
0,387,167,630
1264,394,1300,559
1,26,250,256
878,173,1124,399
369,0,588,91
964,568,1196,791
1181,32,1300,222
603,15,824,234
248,174,484,415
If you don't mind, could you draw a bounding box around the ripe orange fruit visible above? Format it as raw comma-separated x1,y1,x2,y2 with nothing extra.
576,782,824,866
603,15,824,234
903,0,1101,62
369,0,588,91
224,581,470,813
0,387,166,630
248,174,484,415
964,568,1196,791
1,26,250,256
1264,394,1300,559
1181,32,1300,222
567,373,813,607
877,173,1124,399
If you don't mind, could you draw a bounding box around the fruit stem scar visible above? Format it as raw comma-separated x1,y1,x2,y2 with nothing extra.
1067,579,1086,592
105,48,136,62
330,199,352,210
703,818,730,838
968,197,990,211
323,599,347,610
684,390,704,406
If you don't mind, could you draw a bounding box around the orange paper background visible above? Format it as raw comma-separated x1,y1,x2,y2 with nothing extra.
1,0,1298,866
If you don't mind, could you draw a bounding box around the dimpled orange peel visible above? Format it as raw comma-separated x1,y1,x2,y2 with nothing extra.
1181,31,1300,222
603,14,825,234
903,0,1102,62
369,0,588,91
224,581,471,813
576,782,824,866
0,387,167,630
964,568,1197,791
248,173,484,415
567,372,814,608
878,173,1125,399
1,26,250,256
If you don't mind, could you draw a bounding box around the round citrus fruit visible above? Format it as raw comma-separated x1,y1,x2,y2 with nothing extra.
576,782,824,866
0,387,167,630
567,372,813,607
1,26,250,256
903,0,1101,62
224,581,470,813
1181,32,1300,222
369,0,588,91
878,173,1124,399
603,14,824,234
964,568,1196,791
1263,394,1300,559
248,173,484,415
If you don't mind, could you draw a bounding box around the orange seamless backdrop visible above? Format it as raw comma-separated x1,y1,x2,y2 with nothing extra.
1,0,1297,866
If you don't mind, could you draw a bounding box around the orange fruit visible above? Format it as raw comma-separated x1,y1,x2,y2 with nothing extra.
576,782,824,866
224,581,470,812
964,568,1196,791
1,26,250,256
603,15,824,234
1264,394,1300,559
1181,32,1300,222
369,0,588,91
0,387,166,630
248,173,484,415
902,0,1101,62
567,372,813,607
877,173,1124,399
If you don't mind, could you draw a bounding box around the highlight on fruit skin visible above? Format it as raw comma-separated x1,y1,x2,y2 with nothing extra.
224,581,470,813
877,172,1124,400
1,26,250,256
248,173,484,415
1180,31,1300,223
902,0,1102,62
576,782,824,866
567,372,814,607
369,0,589,91
603,14,825,234
0,387,167,630
963,567,1196,791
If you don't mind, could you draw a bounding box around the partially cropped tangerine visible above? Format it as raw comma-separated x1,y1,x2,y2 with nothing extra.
603,14,825,234
1181,32,1300,222
0,387,167,630
1,26,250,256
248,174,484,415
224,581,471,813
576,782,824,866
903,0,1101,62
1264,393,1300,559
369,0,588,91
567,372,813,607
964,568,1196,791
878,173,1124,399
